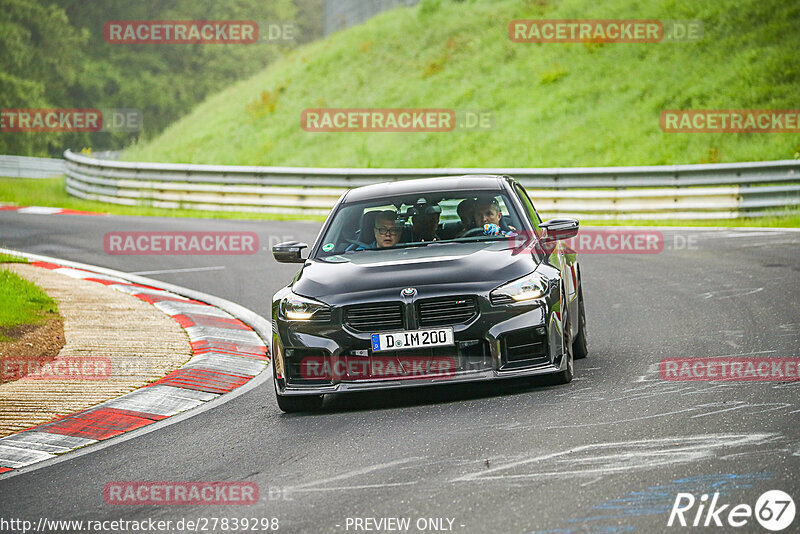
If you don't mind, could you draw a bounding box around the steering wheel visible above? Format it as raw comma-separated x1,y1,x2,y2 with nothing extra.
461,227,488,238
345,238,371,249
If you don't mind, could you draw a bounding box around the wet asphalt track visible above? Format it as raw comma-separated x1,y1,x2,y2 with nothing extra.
0,212,798,534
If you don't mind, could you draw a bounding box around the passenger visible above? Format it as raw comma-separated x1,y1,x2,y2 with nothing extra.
454,198,476,238
411,204,441,242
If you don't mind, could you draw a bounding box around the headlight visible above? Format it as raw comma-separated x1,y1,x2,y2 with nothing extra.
280,293,330,321
491,271,548,302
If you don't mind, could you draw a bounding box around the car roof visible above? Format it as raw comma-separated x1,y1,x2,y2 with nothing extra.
343,175,507,204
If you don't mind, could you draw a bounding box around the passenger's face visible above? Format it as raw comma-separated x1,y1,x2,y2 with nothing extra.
474,203,501,226
412,213,439,240
374,218,402,248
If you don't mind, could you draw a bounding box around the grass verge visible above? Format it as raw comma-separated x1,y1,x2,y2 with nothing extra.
0,267,59,342
0,177,324,221
123,0,800,167
0,253,30,264
578,210,800,228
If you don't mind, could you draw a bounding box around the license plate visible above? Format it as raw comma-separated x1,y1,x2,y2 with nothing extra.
371,328,454,352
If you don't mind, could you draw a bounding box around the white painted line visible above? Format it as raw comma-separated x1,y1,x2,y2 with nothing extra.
579,476,603,488
101,385,217,417
52,267,97,279
0,444,56,468
16,206,63,215
292,481,419,493
153,301,232,318
109,284,190,300
185,326,264,344
451,433,779,482
0,431,96,454
128,266,227,276
288,457,424,491
181,353,267,376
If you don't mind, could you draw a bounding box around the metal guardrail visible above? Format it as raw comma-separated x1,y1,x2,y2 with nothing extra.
61,150,800,219
324,0,419,36
0,155,65,179
3,152,798,219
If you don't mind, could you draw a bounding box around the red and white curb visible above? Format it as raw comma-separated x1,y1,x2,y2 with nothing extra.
0,257,269,474
0,204,104,216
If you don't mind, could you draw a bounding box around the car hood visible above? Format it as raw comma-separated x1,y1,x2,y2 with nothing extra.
292,241,540,305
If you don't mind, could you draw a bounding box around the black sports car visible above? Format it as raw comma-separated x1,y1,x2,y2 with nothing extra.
271,175,588,412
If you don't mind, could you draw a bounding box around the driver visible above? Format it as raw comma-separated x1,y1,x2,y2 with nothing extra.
345,210,403,251
373,210,404,248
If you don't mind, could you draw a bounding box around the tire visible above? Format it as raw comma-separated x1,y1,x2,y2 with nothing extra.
572,282,589,360
549,284,574,385
273,366,324,412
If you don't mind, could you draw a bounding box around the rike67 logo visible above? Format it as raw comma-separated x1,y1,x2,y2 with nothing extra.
668,490,795,531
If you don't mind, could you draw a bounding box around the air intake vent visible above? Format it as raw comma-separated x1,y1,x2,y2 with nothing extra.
502,327,548,363
310,308,332,322
490,293,515,305
345,303,403,332
417,296,478,327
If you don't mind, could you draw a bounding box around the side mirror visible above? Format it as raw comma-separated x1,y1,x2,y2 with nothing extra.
540,218,579,243
272,241,308,263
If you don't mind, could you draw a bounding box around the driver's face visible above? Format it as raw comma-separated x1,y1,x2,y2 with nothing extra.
374,219,402,248
475,204,501,226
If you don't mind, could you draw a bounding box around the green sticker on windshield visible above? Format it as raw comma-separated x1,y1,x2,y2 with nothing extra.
322,243,334,252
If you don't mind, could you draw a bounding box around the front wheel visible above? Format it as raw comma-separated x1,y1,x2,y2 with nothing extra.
549,285,574,385
572,282,589,360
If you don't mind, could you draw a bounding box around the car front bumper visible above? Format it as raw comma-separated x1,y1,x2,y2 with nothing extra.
272,284,568,396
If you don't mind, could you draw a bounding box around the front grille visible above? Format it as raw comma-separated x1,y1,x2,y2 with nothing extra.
417,296,478,327
352,340,492,377
345,302,404,332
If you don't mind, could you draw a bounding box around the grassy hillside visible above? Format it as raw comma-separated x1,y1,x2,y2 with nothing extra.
124,0,800,167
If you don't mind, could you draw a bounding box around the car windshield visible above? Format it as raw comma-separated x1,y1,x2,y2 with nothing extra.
314,190,524,258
